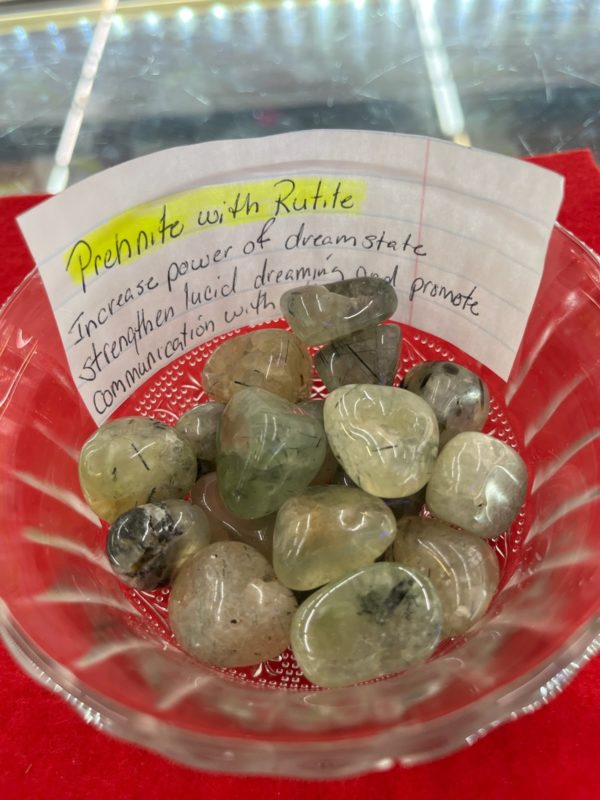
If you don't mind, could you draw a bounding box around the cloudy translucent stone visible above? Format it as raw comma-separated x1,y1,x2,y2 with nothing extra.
391,516,500,636
202,329,311,403
315,324,401,390
324,385,439,498
280,277,398,345
402,361,490,446
217,388,326,518
191,472,275,560
107,500,211,590
426,432,528,538
169,542,297,667
273,486,397,590
79,417,197,523
175,402,224,462
291,562,442,687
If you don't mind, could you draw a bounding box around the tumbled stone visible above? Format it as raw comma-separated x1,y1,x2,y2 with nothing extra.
324,385,439,498
79,417,197,523
291,562,442,687
273,486,397,590
426,432,528,538
217,388,326,518
169,541,297,667
191,472,275,560
107,500,211,590
297,399,339,485
332,469,424,519
202,329,311,403
402,361,490,446
175,402,224,462
315,324,401,390
391,516,500,636
280,277,398,345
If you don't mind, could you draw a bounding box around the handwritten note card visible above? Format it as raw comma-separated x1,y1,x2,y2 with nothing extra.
19,131,563,424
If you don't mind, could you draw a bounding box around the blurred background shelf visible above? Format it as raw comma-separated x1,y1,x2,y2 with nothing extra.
1,0,599,195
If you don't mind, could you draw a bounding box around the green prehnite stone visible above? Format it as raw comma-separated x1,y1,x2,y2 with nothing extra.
273,486,397,590
324,385,439,498
217,388,326,519
202,329,311,403
390,516,500,636
79,417,197,523
191,472,275,560
335,467,425,516
296,399,339,485
280,277,398,345
402,361,490,446
291,562,442,687
315,324,401,390
170,542,297,667
175,401,224,462
426,432,528,538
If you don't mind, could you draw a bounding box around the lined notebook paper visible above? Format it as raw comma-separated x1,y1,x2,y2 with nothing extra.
19,131,564,424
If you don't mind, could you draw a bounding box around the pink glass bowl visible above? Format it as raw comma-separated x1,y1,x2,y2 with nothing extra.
0,224,598,778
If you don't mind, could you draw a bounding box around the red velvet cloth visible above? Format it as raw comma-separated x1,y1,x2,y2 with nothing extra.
1,152,599,800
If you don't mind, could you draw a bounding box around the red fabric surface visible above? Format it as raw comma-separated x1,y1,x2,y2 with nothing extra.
1,152,599,800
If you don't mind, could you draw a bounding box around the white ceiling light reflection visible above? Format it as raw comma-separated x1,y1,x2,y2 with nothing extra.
210,4,232,43
211,3,228,19
47,20,66,52
178,7,195,23
144,11,161,29
351,0,367,62
78,16,93,43
244,2,266,43
13,24,32,56
13,25,28,42
280,0,301,46
111,14,128,36
316,0,333,42
490,0,509,31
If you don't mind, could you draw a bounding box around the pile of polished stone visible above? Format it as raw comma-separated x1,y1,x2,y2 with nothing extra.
79,277,527,688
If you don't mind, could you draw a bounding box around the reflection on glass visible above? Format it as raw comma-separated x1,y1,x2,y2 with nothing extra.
0,0,598,195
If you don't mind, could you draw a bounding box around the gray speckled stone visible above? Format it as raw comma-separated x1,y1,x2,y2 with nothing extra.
291,562,442,687
402,361,490,446
315,324,401,390
280,277,398,345
324,385,439,498
107,500,211,590
169,542,297,667
391,516,500,636
79,417,197,523
426,432,528,538
273,486,397,590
